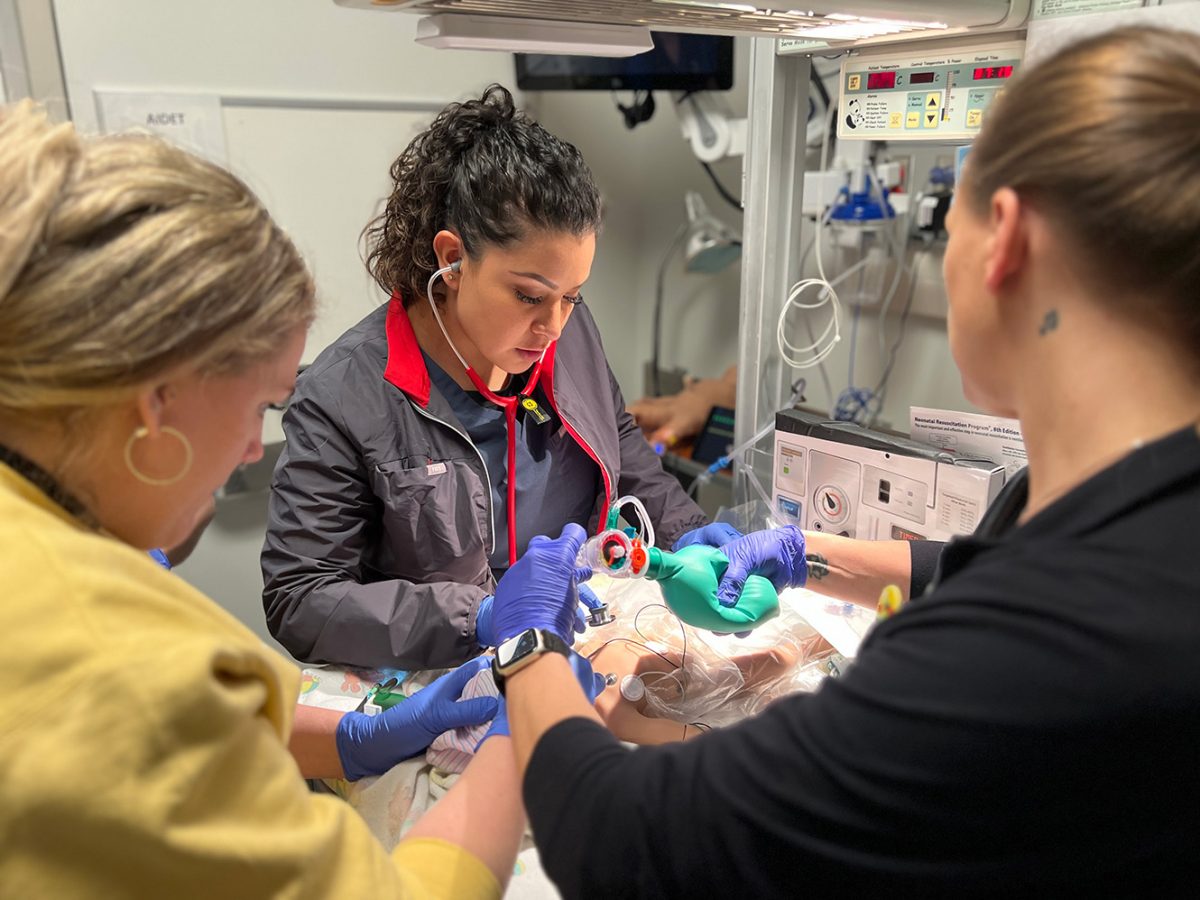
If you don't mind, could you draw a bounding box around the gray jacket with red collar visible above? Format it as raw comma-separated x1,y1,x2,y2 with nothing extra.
261,298,708,670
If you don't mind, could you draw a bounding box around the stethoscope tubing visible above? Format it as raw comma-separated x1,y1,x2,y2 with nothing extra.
425,265,550,566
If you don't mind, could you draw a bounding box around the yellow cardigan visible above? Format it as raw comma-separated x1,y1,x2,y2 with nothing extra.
0,463,499,899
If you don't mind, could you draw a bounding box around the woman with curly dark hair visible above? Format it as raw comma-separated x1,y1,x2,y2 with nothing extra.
262,84,722,671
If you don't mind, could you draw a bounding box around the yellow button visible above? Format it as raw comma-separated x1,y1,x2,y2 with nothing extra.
906,111,921,129
966,109,983,128
923,110,939,128
925,91,941,110
847,73,861,91
888,111,902,129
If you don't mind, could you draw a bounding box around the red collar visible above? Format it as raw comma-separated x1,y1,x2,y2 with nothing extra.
384,294,433,407
384,292,559,409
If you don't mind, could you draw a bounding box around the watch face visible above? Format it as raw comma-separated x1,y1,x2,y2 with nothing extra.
497,629,539,667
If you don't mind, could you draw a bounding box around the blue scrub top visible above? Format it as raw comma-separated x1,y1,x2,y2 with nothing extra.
424,353,599,574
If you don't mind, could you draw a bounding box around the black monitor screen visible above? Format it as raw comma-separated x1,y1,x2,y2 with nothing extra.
515,33,733,92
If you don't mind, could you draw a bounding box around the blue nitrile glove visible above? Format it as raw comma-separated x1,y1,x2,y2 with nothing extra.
335,656,498,781
492,523,590,645
475,595,496,648
715,525,807,609
672,522,743,552
478,583,599,647
478,651,608,747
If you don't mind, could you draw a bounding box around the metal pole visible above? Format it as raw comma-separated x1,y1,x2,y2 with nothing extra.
734,38,811,508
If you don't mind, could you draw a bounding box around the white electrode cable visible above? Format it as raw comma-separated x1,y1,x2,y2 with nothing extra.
777,206,843,369
862,170,911,365
777,281,843,369
771,99,847,370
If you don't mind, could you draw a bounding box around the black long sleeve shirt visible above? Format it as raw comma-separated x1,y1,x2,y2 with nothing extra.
909,535,944,598
524,424,1200,898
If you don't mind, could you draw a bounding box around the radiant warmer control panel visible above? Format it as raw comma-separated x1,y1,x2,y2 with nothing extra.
838,39,1025,141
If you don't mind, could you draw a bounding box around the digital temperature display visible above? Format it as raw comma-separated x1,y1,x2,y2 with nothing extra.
909,71,936,84
867,71,897,90
973,65,1014,80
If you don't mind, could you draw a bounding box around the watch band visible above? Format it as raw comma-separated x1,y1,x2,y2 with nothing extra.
492,628,571,696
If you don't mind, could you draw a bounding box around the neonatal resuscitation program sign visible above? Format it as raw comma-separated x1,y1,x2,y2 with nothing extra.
909,407,1027,479
1033,0,1143,19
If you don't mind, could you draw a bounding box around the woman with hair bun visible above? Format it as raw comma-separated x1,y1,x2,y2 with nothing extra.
262,84,722,670
0,99,582,897
483,26,1200,897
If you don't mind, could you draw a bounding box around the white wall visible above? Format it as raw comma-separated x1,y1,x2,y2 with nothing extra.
55,1,514,133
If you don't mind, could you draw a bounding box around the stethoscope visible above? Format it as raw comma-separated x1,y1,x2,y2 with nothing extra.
425,262,553,567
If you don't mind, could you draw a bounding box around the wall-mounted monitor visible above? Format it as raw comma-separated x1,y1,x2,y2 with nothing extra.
515,33,734,92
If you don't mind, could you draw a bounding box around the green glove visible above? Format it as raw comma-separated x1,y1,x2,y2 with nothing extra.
645,544,780,633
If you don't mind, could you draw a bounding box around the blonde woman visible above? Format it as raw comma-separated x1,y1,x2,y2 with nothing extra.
0,102,534,897
492,26,1200,896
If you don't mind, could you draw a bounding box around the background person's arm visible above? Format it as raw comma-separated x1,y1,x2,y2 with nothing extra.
628,364,738,448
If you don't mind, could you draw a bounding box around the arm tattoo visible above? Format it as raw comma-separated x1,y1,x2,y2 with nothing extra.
805,552,830,581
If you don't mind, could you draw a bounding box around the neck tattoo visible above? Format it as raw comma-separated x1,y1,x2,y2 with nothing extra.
1038,309,1060,337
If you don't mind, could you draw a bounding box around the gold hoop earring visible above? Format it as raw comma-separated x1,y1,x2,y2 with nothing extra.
124,426,194,487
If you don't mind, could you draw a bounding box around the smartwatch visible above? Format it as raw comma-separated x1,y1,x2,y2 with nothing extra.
492,628,571,696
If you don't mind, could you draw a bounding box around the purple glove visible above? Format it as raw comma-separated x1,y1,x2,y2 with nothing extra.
715,525,807,608
672,522,743,552
478,651,608,746
335,657,498,781
491,523,590,645
477,584,598,648
475,595,498,647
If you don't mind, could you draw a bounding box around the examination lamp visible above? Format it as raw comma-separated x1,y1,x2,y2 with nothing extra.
684,191,742,274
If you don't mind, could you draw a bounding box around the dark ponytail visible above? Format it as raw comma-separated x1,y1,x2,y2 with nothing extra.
365,84,603,305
